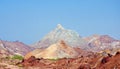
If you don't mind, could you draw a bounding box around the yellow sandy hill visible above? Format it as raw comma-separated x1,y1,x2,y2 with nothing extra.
25,40,78,59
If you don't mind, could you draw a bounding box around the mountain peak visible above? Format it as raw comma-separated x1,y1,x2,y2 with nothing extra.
32,24,88,49
56,24,64,30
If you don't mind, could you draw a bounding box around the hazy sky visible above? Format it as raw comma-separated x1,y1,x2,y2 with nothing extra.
0,0,120,44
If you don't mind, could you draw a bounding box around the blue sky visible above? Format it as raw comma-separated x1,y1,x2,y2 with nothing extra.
0,0,120,44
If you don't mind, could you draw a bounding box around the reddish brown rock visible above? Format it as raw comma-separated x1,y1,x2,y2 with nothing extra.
22,52,120,69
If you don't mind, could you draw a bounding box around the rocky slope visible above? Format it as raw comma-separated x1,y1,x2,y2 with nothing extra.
25,40,79,59
0,40,33,57
84,35,120,53
22,51,120,69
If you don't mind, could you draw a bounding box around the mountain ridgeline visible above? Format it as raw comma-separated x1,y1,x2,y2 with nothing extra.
0,24,120,58
0,24,120,69
31,24,120,53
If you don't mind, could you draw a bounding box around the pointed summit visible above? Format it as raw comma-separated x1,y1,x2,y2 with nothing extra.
56,24,64,30
32,24,88,49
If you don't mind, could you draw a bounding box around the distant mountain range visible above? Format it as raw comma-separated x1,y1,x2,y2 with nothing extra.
0,24,120,59
27,24,120,59
32,24,120,52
